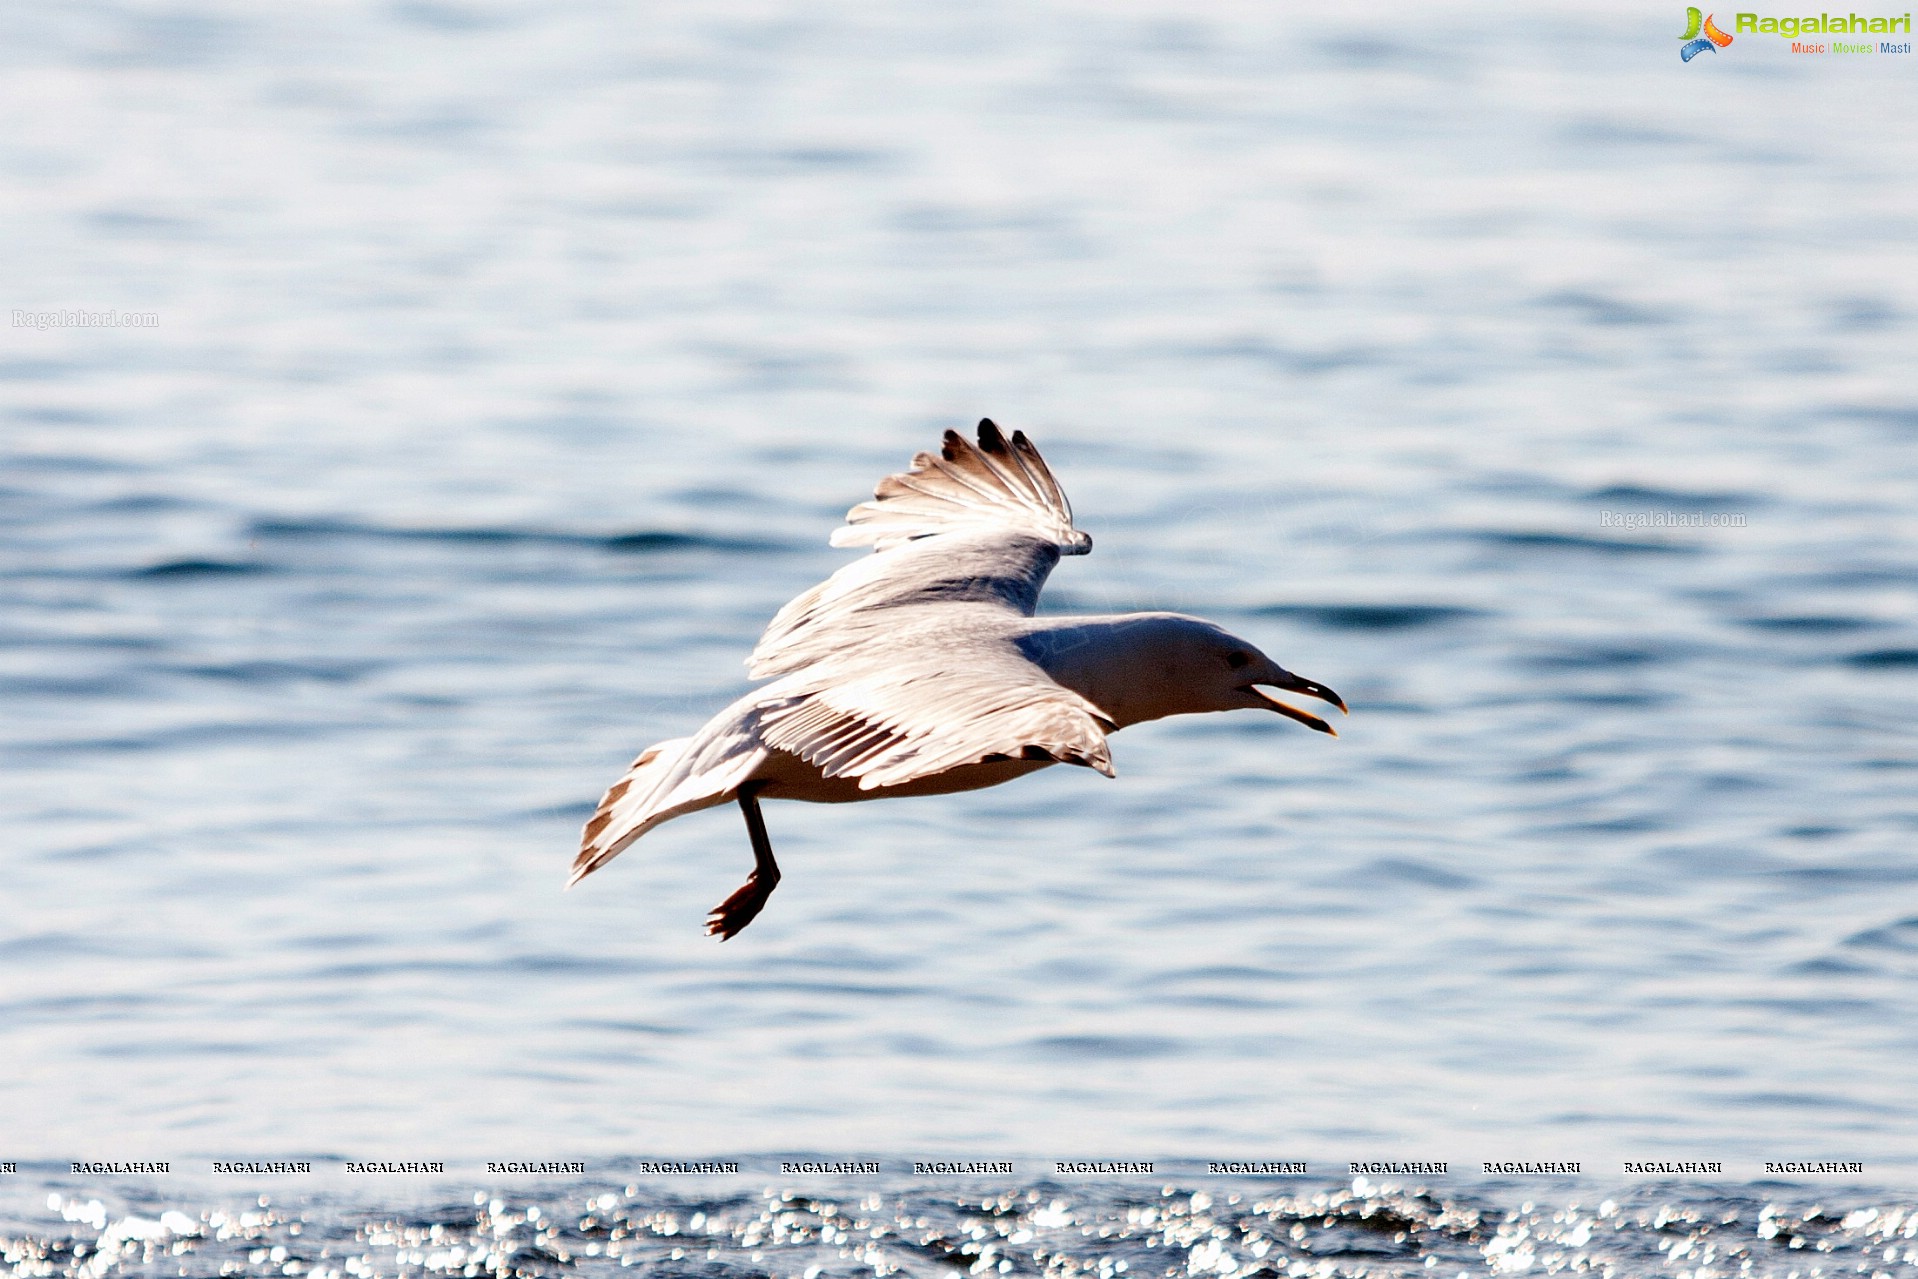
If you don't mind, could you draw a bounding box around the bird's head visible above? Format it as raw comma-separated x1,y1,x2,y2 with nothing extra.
1125,615,1348,734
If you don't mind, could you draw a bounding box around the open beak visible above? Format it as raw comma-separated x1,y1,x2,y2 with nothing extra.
1249,669,1348,736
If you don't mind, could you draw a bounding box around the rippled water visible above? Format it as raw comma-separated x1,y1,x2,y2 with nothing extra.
9,1176,1918,1279
4,0,1918,1257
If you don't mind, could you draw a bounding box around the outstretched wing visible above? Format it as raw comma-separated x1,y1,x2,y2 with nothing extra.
755,619,1116,790
833,418,1088,553
750,420,1090,679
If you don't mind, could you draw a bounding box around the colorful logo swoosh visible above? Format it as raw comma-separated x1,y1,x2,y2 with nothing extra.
1680,9,1734,59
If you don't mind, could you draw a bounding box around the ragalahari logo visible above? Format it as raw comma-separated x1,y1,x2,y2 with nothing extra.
1680,7,1736,57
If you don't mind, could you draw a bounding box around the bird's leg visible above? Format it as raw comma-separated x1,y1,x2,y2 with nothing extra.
705,783,782,940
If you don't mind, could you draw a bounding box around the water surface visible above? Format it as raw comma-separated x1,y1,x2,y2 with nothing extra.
3,0,1916,1239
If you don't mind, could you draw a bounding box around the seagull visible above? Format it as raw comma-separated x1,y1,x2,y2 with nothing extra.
572,420,1346,938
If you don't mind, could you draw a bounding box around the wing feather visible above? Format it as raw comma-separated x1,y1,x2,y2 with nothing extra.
750,422,1089,679
969,419,1060,517
1006,428,1069,512
756,635,1116,792
830,419,1089,553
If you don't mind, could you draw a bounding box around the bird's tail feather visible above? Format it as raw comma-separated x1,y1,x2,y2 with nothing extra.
569,720,769,886
568,737,704,885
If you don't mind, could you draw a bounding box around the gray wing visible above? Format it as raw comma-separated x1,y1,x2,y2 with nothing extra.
755,620,1117,790
750,420,1090,680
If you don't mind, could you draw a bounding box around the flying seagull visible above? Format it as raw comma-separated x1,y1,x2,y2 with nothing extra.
572,420,1346,938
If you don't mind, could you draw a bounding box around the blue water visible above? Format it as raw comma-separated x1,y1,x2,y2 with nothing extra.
4,0,1918,1269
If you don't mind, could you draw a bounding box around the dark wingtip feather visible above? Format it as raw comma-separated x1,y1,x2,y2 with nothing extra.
828,418,1083,555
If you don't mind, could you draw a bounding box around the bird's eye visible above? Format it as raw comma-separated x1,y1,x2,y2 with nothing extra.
1226,651,1252,670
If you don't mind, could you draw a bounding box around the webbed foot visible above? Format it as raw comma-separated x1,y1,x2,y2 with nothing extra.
705,870,778,940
